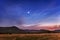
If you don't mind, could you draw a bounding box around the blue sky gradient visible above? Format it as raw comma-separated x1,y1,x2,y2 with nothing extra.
0,0,60,27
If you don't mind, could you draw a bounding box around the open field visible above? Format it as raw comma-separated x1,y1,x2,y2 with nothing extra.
0,33,60,40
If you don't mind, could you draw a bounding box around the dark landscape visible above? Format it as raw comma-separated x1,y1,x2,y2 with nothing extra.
0,26,60,40
0,25,60,34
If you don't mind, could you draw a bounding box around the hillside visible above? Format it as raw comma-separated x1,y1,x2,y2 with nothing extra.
0,26,60,34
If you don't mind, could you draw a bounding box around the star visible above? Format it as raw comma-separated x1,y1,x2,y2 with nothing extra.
27,11,30,14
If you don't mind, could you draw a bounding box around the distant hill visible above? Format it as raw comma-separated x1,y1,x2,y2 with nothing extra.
0,26,24,34
54,30,60,33
0,26,60,34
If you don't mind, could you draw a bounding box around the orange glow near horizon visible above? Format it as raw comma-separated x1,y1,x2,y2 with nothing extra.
17,23,60,31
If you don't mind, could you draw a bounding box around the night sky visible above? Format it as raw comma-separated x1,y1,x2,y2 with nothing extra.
0,0,60,27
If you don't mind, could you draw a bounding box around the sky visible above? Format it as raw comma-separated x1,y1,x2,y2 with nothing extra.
0,0,60,27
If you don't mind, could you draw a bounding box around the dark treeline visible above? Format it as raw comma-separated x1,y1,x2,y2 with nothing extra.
0,26,60,34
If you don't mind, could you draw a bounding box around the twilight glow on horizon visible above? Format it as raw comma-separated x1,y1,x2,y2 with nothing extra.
0,0,60,28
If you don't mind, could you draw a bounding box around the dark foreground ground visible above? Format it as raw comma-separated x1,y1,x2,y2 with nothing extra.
0,33,60,40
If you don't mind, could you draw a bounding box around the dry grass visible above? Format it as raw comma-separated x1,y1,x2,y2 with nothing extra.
0,33,60,40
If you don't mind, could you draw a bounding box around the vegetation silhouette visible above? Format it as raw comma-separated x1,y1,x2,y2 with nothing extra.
0,26,59,34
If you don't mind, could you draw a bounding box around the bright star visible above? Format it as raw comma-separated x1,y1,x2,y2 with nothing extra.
27,11,30,14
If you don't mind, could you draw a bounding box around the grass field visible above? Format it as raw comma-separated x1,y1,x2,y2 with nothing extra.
0,33,60,40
